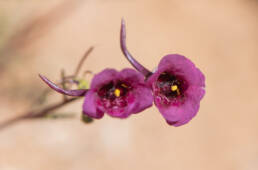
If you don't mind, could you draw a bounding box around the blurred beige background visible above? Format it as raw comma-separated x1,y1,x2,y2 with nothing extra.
0,0,258,170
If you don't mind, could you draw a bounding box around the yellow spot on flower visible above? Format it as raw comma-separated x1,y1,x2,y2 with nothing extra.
171,85,180,95
171,85,178,91
114,89,121,97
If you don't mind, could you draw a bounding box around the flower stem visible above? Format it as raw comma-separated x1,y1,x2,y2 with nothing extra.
0,46,93,132
0,97,81,131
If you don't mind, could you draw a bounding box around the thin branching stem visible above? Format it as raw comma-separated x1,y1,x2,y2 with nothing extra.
0,46,94,131
73,46,94,77
0,97,81,131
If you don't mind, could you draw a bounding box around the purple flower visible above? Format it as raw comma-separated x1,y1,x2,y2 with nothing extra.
39,68,153,119
146,55,205,126
120,19,205,126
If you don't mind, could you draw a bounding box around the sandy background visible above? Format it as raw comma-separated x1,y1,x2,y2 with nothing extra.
0,0,257,170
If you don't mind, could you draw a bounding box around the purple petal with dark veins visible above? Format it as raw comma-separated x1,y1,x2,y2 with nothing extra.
39,74,87,96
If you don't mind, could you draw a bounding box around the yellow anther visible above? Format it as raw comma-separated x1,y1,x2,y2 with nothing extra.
114,89,121,97
171,85,178,92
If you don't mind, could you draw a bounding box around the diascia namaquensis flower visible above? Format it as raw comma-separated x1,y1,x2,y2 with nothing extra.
120,19,205,126
39,68,153,119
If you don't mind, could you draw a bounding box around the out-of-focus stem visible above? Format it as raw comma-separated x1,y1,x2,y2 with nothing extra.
73,46,94,77
0,97,81,131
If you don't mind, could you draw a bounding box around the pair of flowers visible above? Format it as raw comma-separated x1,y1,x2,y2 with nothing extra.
40,20,205,127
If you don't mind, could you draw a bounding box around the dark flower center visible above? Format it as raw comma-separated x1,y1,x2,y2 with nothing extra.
97,81,131,109
155,72,188,105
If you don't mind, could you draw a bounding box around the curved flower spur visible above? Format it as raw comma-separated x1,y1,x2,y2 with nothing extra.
120,19,205,126
39,68,153,119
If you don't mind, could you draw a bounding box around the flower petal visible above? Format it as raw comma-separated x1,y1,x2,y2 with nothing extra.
103,85,153,118
83,90,104,119
105,104,133,118
119,68,145,86
119,68,153,114
129,85,153,114
39,74,87,96
156,86,205,127
157,54,205,87
90,69,119,90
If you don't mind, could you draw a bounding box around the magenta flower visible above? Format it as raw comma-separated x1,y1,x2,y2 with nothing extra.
39,68,153,119
120,19,205,126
